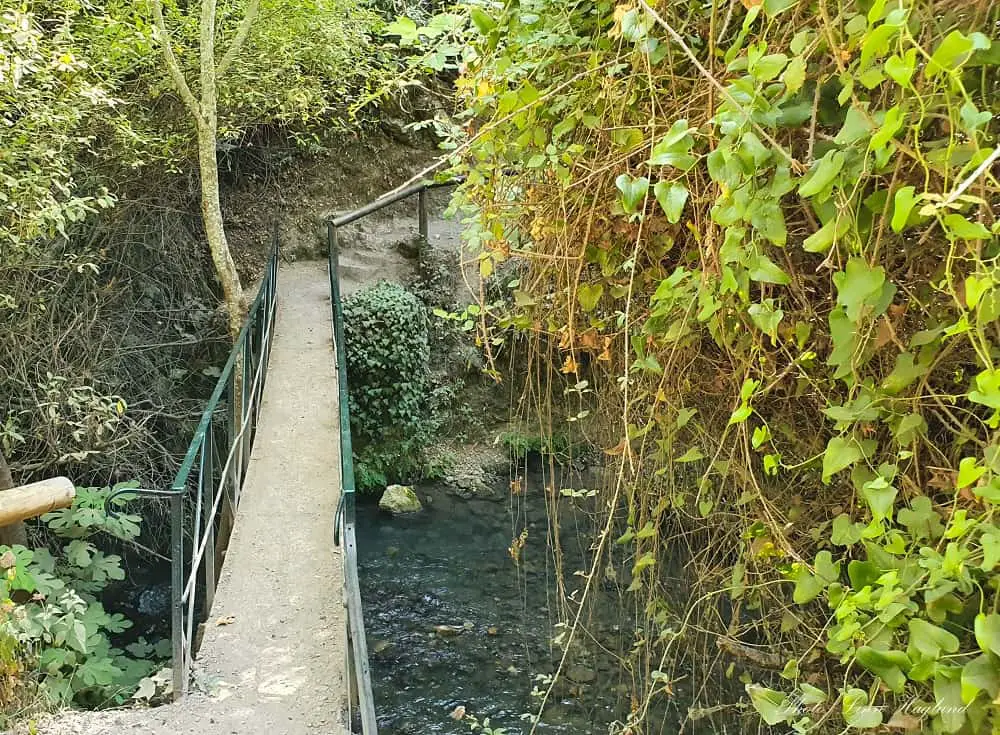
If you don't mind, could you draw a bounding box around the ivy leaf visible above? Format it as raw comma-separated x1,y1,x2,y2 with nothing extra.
960,101,993,133
728,404,753,425
975,613,1000,656
799,682,827,705
747,685,797,725
893,413,926,444
898,497,943,540
862,477,897,522
942,214,991,241
933,674,966,733
969,369,1000,410
834,258,895,323
676,446,705,463
648,120,696,170
908,618,960,659
891,186,918,233
631,551,656,575
469,9,496,34
965,275,993,309
927,30,983,77
885,49,916,86
962,654,1000,703
653,181,689,224
385,17,420,44
835,106,872,146
750,200,787,246
798,150,845,199
856,647,911,693
791,565,823,603
616,174,650,215
882,352,928,394
577,283,603,312
869,105,904,151
763,0,799,17
957,457,986,489
803,216,850,253
747,254,790,284
823,436,864,483
782,56,806,94
620,8,654,42
981,530,1000,571
842,687,882,728
748,300,784,339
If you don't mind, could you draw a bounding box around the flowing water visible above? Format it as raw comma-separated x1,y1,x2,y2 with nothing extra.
356,471,715,734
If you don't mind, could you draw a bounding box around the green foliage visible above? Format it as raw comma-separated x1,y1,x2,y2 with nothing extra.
499,429,570,462
403,0,1000,731
0,0,383,263
344,281,432,491
1,0,386,486
0,482,160,719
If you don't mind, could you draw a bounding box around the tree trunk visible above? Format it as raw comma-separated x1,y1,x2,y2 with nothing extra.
197,121,245,339
0,449,28,547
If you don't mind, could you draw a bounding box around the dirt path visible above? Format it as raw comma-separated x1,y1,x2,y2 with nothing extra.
37,262,347,735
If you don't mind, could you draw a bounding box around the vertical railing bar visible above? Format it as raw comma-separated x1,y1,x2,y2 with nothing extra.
185,445,204,658
240,334,252,484
203,426,216,614
170,492,185,698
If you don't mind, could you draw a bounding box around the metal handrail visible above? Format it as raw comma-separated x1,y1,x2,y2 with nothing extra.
327,176,463,734
111,225,280,698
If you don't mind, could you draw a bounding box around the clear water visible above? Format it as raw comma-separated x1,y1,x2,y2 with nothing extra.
356,476,657,735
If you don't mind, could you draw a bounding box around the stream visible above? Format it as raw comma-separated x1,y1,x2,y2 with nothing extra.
356,471,708,734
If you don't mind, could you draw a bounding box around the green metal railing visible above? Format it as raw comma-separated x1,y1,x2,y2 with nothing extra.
111,226,279,698
327,177,462,735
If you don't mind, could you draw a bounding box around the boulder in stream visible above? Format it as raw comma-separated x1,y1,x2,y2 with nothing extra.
379,484,423,514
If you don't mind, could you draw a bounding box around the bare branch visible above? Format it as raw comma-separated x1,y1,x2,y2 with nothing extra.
149,0,202,121
217,0,261,81
944,146,1000,205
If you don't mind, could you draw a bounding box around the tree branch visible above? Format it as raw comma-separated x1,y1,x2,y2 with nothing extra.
200,0,218,113
216,0,261,81
149,0,203,121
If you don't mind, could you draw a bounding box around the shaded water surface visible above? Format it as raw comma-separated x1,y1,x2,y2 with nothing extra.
356,477,677,735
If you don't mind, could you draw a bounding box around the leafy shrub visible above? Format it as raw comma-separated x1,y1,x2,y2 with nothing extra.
343,281,432,491
0,482,160,719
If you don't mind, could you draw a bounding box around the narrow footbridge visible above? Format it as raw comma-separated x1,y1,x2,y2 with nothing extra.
112,180,460,735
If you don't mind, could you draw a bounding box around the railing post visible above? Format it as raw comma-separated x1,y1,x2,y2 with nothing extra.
418,188,428,242
170,491,185,698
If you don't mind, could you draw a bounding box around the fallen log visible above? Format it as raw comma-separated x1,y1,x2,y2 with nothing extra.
0,477,75,528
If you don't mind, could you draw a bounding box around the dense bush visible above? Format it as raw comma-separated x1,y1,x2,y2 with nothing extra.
343,281,432,490
0,483,164,722
402,0,1000,732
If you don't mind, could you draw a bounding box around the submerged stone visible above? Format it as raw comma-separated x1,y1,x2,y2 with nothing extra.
379,484,423,514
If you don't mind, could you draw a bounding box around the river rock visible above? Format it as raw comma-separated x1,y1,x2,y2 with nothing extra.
379,484,422,514
566,664,596,684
